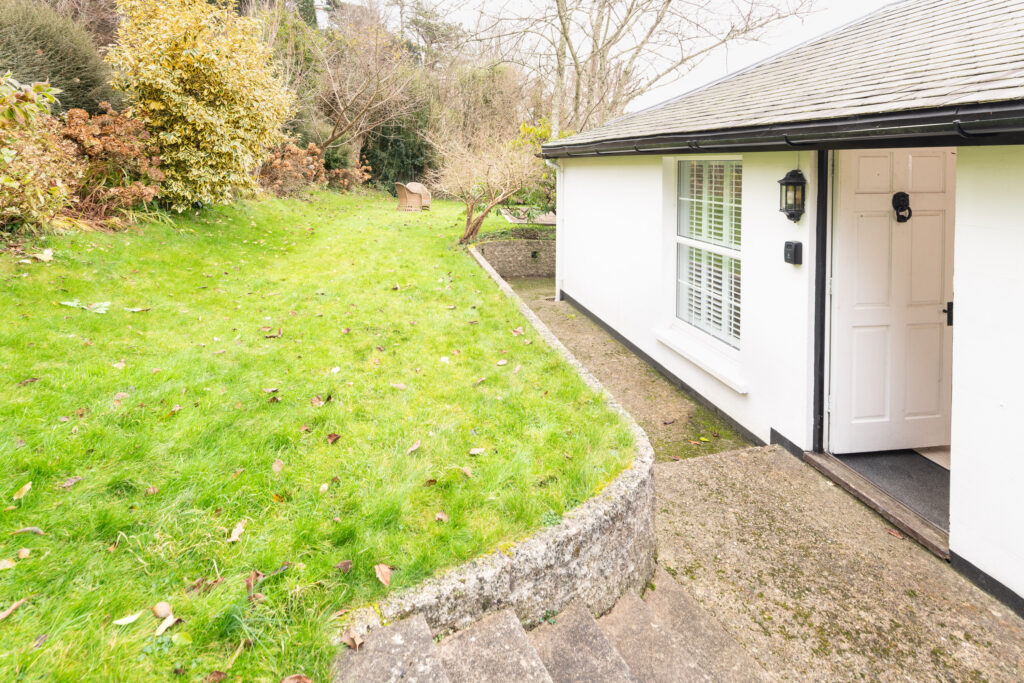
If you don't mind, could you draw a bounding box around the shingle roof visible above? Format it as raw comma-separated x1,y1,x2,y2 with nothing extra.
545,0,1024,153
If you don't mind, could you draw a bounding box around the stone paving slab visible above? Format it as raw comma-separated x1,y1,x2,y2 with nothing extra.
656,446,1024,681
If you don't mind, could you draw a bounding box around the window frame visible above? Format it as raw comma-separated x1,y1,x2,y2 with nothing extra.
674,156,744,349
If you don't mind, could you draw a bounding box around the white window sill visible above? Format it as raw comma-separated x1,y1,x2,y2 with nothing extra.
654,325,749,394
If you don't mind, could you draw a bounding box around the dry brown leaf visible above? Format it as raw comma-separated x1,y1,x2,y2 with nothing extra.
264,329,283,339
435,511,449,523
267,396,281,403
0,559,16,570
318,483,329,494
513,364,522,374
152,602,173,619
0,598,28,622
204,673,227,683
390,382,407,390
262,387,279,394
511,326,524,336
326,433,340,444
112,360,126,370
112,611,143,626
341,628,364,652
423,478,437,487
334,560,352,573
113,392,130,401
301,424,312,433
17,377,39,386
496,359,508,366
885,528,905,540
461,467,473,478
154,614,179,636
145,486,159,496
17,548,29,560
406,440,421,455
469,448,485,456
374,563,392,587
232,468,244,478
12,482,31,501
227,520,246,543
11,527,45,536
32,249,54,263
280,675,314,683
272,459,284,473
310,395,324,407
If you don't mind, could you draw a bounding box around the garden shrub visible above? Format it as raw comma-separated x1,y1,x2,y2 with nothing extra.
107,0,294,211
258,140,326,196
327,163,371,192
0,0,119,112
1,78,83,232
61,104,163,222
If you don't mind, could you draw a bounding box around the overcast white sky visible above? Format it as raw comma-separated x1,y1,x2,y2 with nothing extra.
627,0,897,112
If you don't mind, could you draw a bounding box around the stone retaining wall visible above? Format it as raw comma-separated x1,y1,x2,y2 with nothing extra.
345,247,656,638
476,239,556,279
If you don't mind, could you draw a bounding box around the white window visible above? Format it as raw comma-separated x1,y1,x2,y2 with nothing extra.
676,159,742,348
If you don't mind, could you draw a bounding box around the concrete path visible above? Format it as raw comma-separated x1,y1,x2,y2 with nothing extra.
509,278,1024,681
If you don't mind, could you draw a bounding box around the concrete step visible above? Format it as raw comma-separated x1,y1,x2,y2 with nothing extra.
597,591,712,682
437,609,553,683
333,613,450,683
527,603,637,683
643,567,766,682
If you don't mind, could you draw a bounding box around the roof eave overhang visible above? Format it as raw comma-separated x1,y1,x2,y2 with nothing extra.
541,100,1024,158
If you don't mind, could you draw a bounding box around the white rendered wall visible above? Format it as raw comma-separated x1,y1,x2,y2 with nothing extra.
556,152,819,447
950,146,1024,598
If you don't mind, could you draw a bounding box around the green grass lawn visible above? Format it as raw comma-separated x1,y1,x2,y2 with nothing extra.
0,192,633,681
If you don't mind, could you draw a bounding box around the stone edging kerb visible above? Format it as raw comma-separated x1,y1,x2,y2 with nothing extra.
344,246,656,638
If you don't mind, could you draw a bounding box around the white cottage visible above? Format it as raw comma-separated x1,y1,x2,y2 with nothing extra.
542,0,1024,616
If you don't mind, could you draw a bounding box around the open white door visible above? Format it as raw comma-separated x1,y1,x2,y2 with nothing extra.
829,149,955,454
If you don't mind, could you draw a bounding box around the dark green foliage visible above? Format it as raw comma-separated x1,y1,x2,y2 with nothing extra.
0,0,119,112
362,106,434,193
296,0,317,27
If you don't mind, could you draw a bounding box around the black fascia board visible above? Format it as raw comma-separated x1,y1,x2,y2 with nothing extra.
541,100,1024,157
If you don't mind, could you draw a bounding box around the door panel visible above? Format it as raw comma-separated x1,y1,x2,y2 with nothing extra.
829,148,955,454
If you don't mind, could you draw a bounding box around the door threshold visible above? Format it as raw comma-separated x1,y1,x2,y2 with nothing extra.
803,451,950,559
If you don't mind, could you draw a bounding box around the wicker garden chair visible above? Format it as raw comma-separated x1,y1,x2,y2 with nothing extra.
395,182,431,211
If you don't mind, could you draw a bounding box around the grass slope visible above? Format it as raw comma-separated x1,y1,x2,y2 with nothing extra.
0,192,633,681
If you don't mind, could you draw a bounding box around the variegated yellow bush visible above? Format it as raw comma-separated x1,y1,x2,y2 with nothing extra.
107,0,293,211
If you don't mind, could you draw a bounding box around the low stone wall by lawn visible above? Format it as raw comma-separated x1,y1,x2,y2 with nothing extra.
476,239,556,279
343,247,656,638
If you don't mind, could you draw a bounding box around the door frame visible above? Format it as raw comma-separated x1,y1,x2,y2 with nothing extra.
821,147,956,455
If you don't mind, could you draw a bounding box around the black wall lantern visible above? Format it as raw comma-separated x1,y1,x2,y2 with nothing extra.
778,169,807,222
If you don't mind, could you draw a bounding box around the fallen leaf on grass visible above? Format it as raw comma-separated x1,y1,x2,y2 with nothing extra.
496,359,508,366
264,329,283,339
32,634,48,649
124,307,150,313
17,377,39,386
435,512,449,523
32,249,53,262
262,387,279,394
885,528,905,540
334,560,352,574
326,433,340,444
112,611,144,626
17,549,29,559
111,359,126,370
511,326,524,336
319,483,329,494
145,486,159,496
154,614,179,636
267,396,281,403
152,602,172,619
0,598,28,621
341,628,363,652
272,459,284,473
406,440,420,455
13,482,31,500
280,675,314,683
390,382,407,390
374,563,392,587
232,468,244,478
469,448,485,456
423,478,437,487
204,673,227,683
227,521,246,543
11,527,45,536
0,559,15,570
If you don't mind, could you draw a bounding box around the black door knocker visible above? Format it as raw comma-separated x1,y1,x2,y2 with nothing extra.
892,192,912,223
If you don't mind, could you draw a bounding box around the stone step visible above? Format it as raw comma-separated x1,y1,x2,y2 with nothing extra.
333,613,450,683
437,609,553,683
527,603,637,683
643,567,766,682
597,591,712,682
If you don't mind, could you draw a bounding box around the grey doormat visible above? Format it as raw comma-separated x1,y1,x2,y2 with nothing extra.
834,450,949,531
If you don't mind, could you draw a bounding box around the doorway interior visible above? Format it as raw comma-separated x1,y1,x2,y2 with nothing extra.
825,147,955,534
